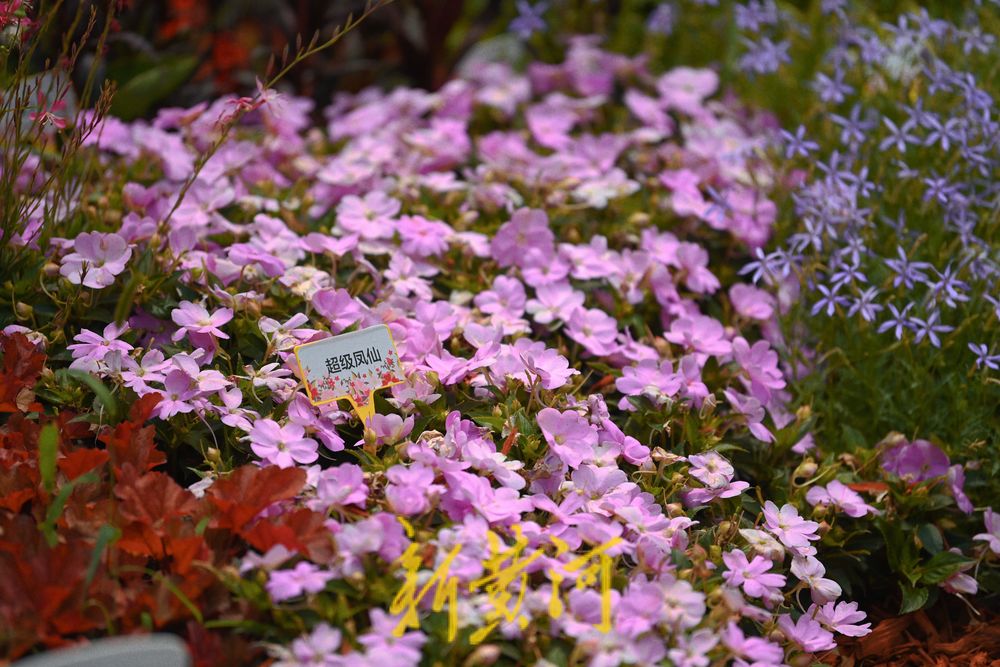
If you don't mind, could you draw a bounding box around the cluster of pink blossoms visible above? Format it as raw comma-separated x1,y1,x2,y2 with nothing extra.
3,35,906,667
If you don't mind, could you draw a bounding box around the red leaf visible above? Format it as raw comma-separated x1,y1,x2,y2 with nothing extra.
0,333,46,413
241,520,304,554
116,471,201,526
166,535,206,575
57,449,109,481
100,418,166,478
848,481,890,494
129,392,163,423
206,465,305,531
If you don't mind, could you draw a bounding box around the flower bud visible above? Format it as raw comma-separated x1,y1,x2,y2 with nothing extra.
14,302,32,319
463,645,501,667
792,459,817,483
666,502,685,517
699,393,717,419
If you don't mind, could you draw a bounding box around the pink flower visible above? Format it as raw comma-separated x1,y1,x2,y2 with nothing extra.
490,208,554,269
677,355,710,407
763,501,820,549
616,359,681,410
474,275,527,318
722,549,786,600
315,463,368,509
248,419,319,468
171,301,233,340
731,336,786,404
724,389,775,443
974,508,1000,555
59,232,132,289
805,480,878,518
675,242,720,294
565,307,620,356
730,283,775,320
287,623,343,665
814,600,871,637
385,463,438,515
525,282,584,324
778,612,836,652
721,621,784,665
266,562,335,602
664,315,731,357
398,215,453,257
311,288,365,334
656,67,719,114
67,322,132,365
536,407,597,469
687,451,735,488
371,413,415,445
336,191,399,239
791,556,843,604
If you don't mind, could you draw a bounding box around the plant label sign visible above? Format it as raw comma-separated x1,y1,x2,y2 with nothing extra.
293,324,403,427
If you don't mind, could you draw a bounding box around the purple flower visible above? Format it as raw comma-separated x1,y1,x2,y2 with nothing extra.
646,3,676,36
778,612,836,652
248,419,319,468
973,508,1000,555
763,501,820,549
947,464,973,514
509,0,547,39
59,232,132,289
805,480,877,518
171,301,233,341
722,549,786,600
967,343,1000,370
881,438,950,481
908,310,953,348
877,301,914,340
266,561,335,602
536,407,597,469
738,37,791,75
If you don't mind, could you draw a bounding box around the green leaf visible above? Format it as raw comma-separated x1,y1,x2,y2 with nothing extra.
59,369,122,424
39,471,100,547
899,583,929,614
917,524,943,555
919,550,972,585
38,423,59,493
84,524,121,591
110,56,198,120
